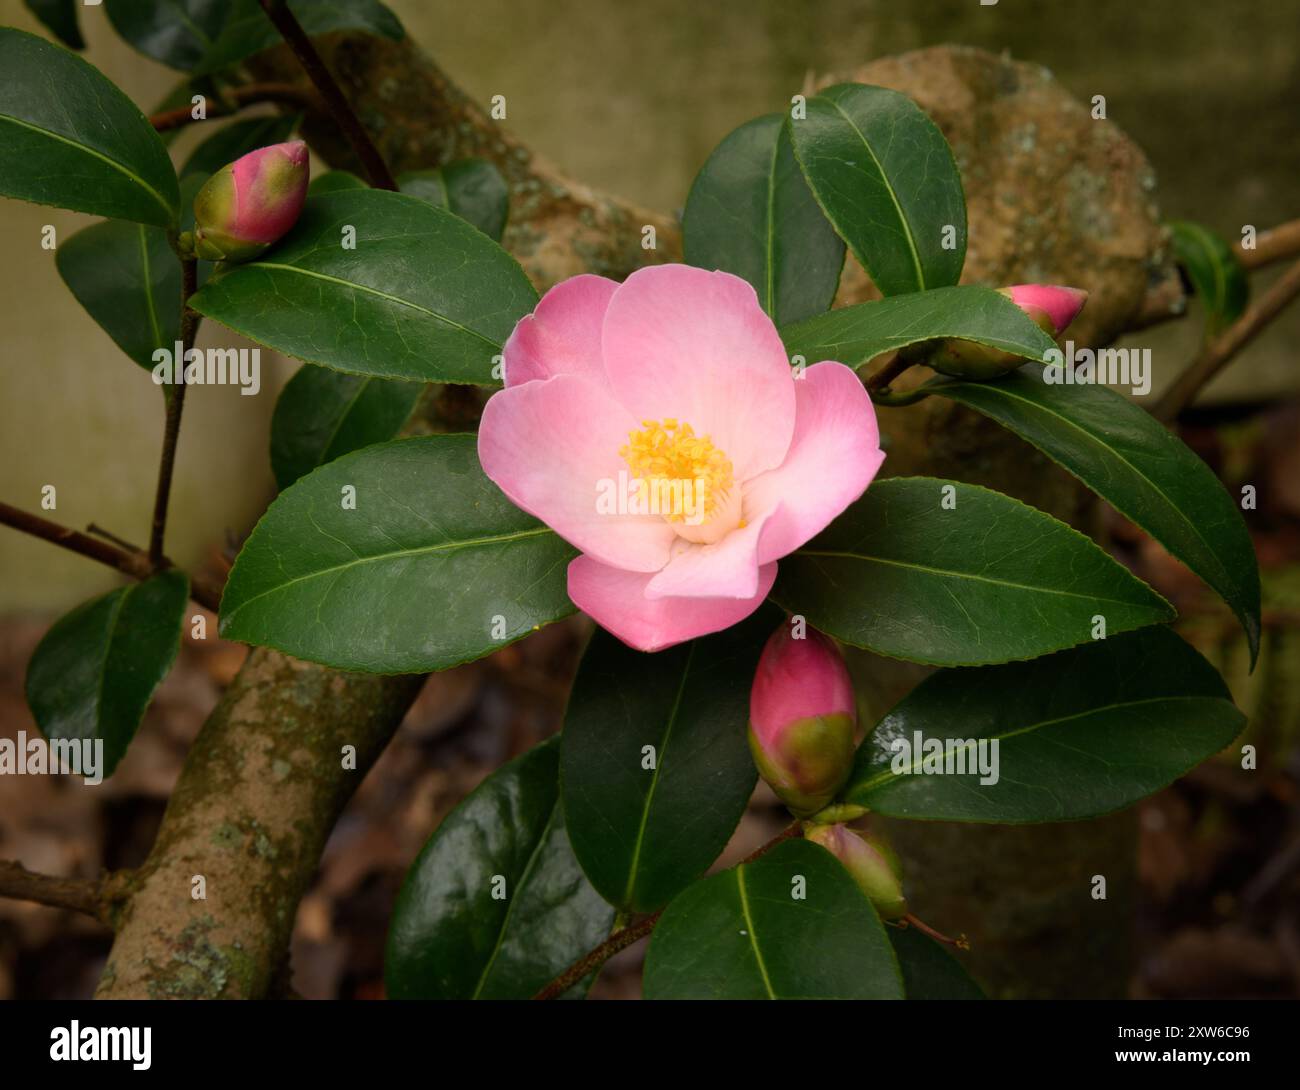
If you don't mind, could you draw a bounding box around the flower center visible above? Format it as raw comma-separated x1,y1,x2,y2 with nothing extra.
621,418,734,526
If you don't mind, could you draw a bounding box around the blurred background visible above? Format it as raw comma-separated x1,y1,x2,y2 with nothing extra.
1,0,1297,998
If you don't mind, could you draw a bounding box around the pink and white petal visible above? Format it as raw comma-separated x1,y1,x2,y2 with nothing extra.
503,274,619,387
478,374,674,572
644,510,775,600
601,265,795,480
746,361,885,565
568,554,778,652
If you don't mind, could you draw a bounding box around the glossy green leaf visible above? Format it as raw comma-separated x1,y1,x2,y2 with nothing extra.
385,737,613,999
219,434,576,672
843,626,1243,821
642,839,904,999
309,170,367,195
194,0,403,75
787,83,965,296
56,220,180,371
561,607,779,914
398,160,510,243
781,284,1057,370
1168,220,1249,336
0,28,179,226
772,477,1174,666
24,0,84,50
179,113,299,179
105,0,229,71
931,362,1261,663
190,189,537,384
25,571,189,778
889,927,984,999
683,113,844,325
270,364,422,489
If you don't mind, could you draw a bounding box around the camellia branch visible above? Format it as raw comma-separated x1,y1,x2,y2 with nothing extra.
1235,218,1300,271
864,353,914,393
532,821,802,1000
148,258,198,567
149,82,324,133
0,860,120,925
1155,256,1300,422
0,501,222,612
256,0,398,190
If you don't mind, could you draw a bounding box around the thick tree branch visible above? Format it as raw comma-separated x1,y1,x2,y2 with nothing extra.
257,0,397,189
1155,256,1300,421
149,82,324,132
0,501,222,612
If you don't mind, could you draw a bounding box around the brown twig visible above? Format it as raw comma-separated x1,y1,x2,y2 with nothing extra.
1235,218,1300,271
256,0,397,190
1155,256,1300,422
149,82,324,133
864,353,913,393
0,502,223,612
148,258,198,567
0,860,117,925
533,821,802,1000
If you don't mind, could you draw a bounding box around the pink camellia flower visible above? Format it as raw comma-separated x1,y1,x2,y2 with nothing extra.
748,623,857,816
928,283,1088,379
477,265,884,652
191,141,310,262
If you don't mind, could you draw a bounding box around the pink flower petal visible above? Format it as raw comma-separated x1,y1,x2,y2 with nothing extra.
746,362,885,565
504,274,619,387
1006,284,1088,336
601,265,796,481
644,511,775,600
568,554,778,652
478,374,675,572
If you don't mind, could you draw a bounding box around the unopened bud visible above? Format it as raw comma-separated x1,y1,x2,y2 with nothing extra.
805,824,907,919
192,141,309,263
748,624,856,817
929,284,1088,379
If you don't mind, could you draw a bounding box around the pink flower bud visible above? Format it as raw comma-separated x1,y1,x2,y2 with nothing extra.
748,624,857,817
805,823,907,919
192,141,310,263
928,283,1089,380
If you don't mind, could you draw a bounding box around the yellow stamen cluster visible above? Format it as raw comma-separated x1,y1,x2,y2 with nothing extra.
621,418,734,523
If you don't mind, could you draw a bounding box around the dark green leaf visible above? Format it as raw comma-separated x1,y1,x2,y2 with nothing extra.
843,626,1244,821
179,113,299,179
385,738,613,999
309,170,367,195
398,159,510,243
24,0,84,50
772,477,1174,666
889,926,984,999
105,0,229,71
1168,220,1249,336
56,219,180,371
0,28,179,226
787,83,965,296
194,0,403,75
561,606,778,913
219,434,577,672
683,113,844,325
270,364,422,489
642,839,904,999
931,362,1261,662
781,284,1057,370
25,571,189,778
190,189,537,384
